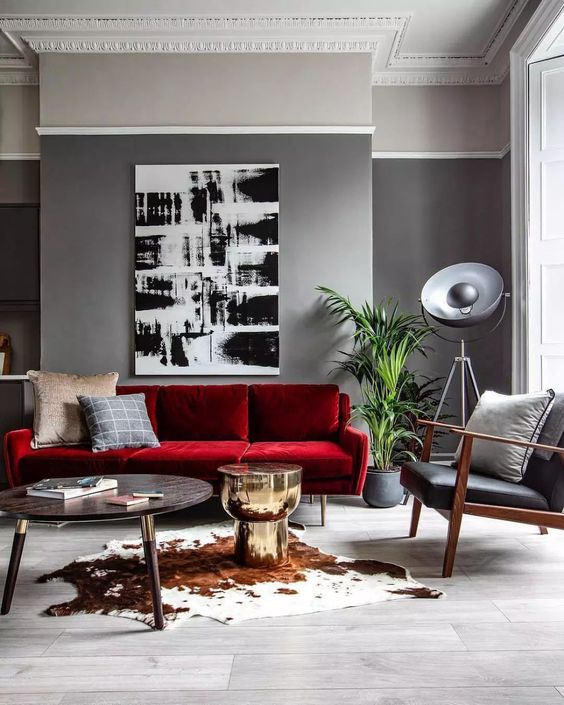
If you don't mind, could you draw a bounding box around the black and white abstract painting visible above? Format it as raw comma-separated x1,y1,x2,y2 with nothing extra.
134,164,279,375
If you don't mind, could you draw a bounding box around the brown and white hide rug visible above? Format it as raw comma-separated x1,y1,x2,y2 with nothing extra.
38,523,443,629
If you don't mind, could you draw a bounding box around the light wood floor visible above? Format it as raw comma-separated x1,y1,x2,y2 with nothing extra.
1,495,564,704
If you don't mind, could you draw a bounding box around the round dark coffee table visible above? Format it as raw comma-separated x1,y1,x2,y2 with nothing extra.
0,474,212,630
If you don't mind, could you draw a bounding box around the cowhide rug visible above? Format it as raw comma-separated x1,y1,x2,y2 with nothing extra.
38,523,443,628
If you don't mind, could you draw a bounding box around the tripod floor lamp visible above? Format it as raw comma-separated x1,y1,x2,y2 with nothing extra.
420,262,509,427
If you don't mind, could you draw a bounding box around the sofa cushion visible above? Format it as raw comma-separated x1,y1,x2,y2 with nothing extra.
158,385,248,441
249,384,340,441
18,446,138,485
243,441,352,479
78,393,160,452
28,370,119,449
401,461,550,512
117,385,160,435
126,441,249,479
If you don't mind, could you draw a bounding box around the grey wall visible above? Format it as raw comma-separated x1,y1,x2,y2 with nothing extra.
40,133,372,396
0,85,40,155
373,156,511,451
372,86,503,152
40,53,372,127
0,161,39,204
0,167,40,483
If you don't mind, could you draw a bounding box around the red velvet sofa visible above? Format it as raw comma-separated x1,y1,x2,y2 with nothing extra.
3,384,369,499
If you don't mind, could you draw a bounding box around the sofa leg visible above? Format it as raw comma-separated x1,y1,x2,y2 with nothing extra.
442,507,464,578
409,498,422,538
539,526,548,535
309,494,314,505
320,495,327,526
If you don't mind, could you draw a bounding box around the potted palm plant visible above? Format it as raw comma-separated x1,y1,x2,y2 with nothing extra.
318,287,437,507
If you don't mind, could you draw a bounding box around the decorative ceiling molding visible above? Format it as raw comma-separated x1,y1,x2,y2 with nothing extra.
0,4,528,86
372,65,509,86
0,71,38,84
388,0,527,69
22,39,383,54
0,16,406,32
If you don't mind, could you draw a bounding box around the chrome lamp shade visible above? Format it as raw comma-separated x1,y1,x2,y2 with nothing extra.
421,263,504,328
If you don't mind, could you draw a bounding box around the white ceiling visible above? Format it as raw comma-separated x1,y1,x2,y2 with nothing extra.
0,0,533,86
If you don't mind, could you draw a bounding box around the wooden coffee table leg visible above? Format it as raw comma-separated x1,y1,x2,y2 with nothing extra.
140,514,165,630
1,519,29,615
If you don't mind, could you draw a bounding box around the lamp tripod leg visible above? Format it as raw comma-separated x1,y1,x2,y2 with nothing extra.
433,358,458,422
465,357,480,401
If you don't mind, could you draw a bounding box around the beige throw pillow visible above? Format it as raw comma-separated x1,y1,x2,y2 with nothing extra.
27,370,119,449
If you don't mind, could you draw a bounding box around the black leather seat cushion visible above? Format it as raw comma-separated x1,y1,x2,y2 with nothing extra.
401,462,550,511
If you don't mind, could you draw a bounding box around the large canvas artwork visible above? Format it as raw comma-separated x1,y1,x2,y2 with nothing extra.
134,164,279,375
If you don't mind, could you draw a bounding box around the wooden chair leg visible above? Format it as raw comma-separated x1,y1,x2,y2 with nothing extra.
442,434,473,578
539,526,548,535
443,507,464,578
409,498,422,538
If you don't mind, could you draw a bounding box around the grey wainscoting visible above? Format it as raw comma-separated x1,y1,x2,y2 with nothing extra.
40,134,372,392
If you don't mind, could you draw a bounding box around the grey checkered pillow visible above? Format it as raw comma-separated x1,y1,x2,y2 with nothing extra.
78,393,160,453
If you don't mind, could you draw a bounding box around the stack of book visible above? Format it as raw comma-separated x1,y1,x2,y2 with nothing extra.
27,476,118,500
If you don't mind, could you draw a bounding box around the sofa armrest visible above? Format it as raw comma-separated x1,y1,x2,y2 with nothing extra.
340,424,369,495
3,428,33,487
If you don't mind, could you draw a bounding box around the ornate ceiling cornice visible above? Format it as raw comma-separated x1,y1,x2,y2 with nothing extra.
0,3,527,86
0,70,38,85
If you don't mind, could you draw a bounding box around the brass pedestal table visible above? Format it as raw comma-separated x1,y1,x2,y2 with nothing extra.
218,463,302,568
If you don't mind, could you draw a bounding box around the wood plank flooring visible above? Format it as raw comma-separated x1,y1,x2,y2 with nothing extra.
1,495,564,703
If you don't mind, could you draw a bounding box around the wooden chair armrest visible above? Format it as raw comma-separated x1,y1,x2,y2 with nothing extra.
417,419,464,431
416,419,464,462
450,428,564,457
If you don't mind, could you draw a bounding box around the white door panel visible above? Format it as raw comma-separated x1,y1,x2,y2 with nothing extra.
542,66,564,148
529,56,564,392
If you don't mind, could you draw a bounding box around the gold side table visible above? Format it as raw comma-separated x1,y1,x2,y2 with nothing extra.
218,463,302,568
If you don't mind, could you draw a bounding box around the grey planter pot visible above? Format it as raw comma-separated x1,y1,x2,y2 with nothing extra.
362,467,403,508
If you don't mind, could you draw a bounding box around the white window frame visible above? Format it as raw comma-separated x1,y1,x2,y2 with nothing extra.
511,0,564,392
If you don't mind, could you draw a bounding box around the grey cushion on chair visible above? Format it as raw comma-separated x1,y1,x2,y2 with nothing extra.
78,393,160,452
401,462,550,512
453,390,555,483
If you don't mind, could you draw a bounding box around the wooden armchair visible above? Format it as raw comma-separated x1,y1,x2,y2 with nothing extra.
400,419,564,578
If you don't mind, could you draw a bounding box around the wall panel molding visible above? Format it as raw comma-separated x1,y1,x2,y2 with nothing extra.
372,144,510,160
0,152,40,160
37,125,375,136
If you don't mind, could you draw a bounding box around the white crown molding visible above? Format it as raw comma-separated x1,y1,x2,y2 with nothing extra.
24,38,382,54
0,152,40,159
0,6,527,86
0,52,37,83
0,16,405,32
372,144,510,159
36,125,376,136
0,70,38,84
372,67,509,86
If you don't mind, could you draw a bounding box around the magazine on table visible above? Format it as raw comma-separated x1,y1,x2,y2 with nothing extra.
27,476,118,500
